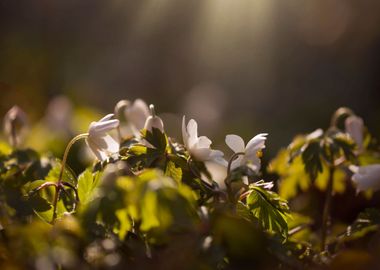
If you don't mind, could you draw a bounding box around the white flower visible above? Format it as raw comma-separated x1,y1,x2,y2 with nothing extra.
86,114,120,161
182,116,225,164
350,164,380,192
3,105,28,147
144,104,164,133
345,115,364,151
115,99,150,138
225,133,268,172
204,161,228,189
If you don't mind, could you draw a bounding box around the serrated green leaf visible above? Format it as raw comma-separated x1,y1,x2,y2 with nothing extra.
246,186,290,237
77,169,100,205
301,141,323,179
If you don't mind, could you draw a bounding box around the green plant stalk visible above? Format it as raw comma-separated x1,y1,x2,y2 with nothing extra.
321,166,335,251
51,133,88,222
225,152,245,204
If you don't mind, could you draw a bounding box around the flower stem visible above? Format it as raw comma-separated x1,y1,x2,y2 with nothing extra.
52,133,88,222
225,152,244,203
321,165,334,251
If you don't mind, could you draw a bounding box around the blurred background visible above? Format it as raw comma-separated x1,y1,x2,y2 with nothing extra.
1,0,380,161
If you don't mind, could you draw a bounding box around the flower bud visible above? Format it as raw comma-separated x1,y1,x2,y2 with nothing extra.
3,105,28,147
345,115,364,151
144,104,164,133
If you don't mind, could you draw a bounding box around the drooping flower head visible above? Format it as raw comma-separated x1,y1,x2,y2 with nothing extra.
345,115,364,152
225,133,268,172
144,104,164,133
3,105,28,147
182,116,225,164
86,114,120,161
115,99,150,138
350,164,380,192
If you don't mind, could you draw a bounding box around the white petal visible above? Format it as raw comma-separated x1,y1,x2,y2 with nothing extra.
127,99,150,130
230,155,244,171
212,156,228,167
187,119,198,148
197,136,212,148
245,133,268,155
182,116,189,148
225,134,245,153
190,147,212,161
351,164,380,192
89,119,119,134
86,138,108,161
205,161,227,190
102,134,120,153
99,114,115,122
242,154,261,170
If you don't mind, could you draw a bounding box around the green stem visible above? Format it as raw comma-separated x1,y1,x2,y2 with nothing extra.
224,152,244,203
321,166,334,252
52,133,88,222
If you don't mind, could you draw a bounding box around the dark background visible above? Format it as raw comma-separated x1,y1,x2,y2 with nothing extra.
1,0,380,158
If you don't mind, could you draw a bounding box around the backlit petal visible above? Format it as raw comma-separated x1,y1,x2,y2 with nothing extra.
245,133,267,155
225,134,245,153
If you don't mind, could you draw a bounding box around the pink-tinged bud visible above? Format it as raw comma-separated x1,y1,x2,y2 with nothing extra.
345,115,364,151
350,164,380,192
144,104,164,133
3,105,28,147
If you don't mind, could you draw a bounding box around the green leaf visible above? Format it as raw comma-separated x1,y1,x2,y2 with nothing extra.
246,185,290,237
29,195,54,223
271,155,311,200
141,128,168,152
332,133,356,162
165,161,182,183
301,140,323,180
45,160,77,185
0,140,12,156
129,144,148,156
77,169,100,206
340,208,380,242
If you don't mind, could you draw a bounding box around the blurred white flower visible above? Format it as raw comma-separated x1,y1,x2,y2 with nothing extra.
115,99,150,138
86,114,120,161
3,105,28,147
182,116,225,164
204,161,228,189
45,95,73,135
350,164,380,192
225,133,268,172
345,115,364,151
144,104,164,133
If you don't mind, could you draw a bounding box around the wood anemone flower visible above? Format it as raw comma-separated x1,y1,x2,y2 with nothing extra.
345,115,364,152
86,114,120,161
225,133,268,172
182,116,225,164
350,164,380,192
